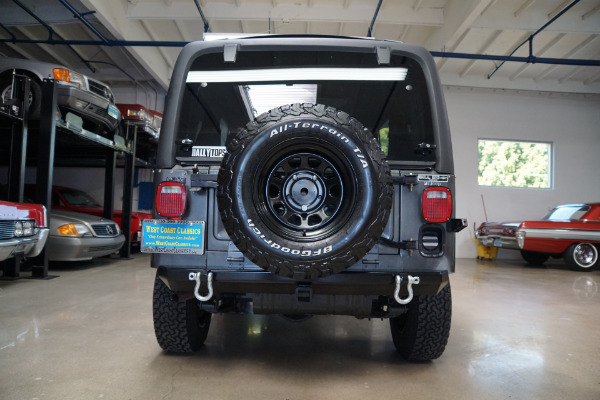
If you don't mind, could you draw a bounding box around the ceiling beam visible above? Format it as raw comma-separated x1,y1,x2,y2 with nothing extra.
459,30,502,77
126,1,443,26
472,6,599,34
174,19,190,42
139,19,174,69
425,0,495,52
510,33,566,80
535,35,598,82
80,0,171,89
440,71,600,94
583,69,600,86
13,25,72,67
548,1,572,20
514,0,536,17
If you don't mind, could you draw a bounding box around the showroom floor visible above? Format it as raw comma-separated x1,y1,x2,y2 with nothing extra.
1,254,598,400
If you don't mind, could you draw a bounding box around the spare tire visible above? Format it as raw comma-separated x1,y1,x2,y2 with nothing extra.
217,103,392,279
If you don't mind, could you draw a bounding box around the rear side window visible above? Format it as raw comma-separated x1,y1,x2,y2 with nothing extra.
175,50,435,164
544,205,590,220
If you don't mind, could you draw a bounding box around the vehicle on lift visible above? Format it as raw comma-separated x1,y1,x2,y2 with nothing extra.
45,209,124,262
144,36,466,361
149,109,163,137
116,103,160,140
47,186,152,246
0,200,48,262
476,203,600,271
0,57,121,134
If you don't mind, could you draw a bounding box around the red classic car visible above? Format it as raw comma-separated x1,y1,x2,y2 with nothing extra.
116,103,160,139
49,186,152,245
0,200,49,262
476,203,600,271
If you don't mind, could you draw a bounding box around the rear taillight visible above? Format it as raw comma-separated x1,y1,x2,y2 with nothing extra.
422,187,452,223
156,182,187,218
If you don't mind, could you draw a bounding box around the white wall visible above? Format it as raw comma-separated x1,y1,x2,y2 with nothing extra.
446,87,600,258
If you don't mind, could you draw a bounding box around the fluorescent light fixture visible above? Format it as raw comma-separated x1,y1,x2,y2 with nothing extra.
246,84,317,116
187,67,408,83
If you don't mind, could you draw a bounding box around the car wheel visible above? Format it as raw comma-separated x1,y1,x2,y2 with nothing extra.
520,250,550,266
217,103,392,280
0,74,42,119
152,272,212,353
564,243,598,272
389,283,452,362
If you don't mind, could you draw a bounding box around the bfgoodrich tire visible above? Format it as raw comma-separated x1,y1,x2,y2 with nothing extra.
217,103,392,280
153,273,211,353
390,283,452,362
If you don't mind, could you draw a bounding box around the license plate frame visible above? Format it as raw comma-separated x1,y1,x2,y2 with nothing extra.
141,219,205,255
107,104,119,120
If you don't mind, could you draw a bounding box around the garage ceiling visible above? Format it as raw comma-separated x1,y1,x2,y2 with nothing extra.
1,0,599,110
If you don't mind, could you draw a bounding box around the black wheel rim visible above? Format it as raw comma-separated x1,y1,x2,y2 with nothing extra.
255,144,357,242
266,152,344,230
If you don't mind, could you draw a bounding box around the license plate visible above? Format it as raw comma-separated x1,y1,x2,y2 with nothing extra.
493,238,503,247
107,104,119,119
141,220,205,255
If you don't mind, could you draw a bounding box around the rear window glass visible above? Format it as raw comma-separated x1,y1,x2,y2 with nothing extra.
544,205,590,220
175,50,435,164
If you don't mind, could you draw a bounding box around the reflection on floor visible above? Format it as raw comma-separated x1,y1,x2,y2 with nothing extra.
1,255,598,399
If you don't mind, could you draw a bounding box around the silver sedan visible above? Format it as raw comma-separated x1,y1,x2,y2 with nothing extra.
47,210,124,262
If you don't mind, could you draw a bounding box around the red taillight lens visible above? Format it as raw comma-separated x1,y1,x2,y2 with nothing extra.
422,187,452,223
156,182,186,218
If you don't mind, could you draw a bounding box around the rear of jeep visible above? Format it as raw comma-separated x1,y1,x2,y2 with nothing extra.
143,36,465,362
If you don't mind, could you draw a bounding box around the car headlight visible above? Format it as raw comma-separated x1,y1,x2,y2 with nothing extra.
57,223,91,237
22,220,34,236
14,221,23,237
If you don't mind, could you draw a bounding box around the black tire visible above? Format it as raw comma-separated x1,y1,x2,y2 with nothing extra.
520,250,550,266
0,74,42,119
390,283,452,362
152,273,211,353
217,103,392,280
564,243,599,272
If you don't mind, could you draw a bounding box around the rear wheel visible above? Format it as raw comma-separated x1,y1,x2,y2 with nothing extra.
0,74,42,119
564,243,598,272
389,283,452,362
520,250,550,266
153,273,211,353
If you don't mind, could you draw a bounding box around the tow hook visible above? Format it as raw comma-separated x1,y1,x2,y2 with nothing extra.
189,271,214,302
394,275,420,305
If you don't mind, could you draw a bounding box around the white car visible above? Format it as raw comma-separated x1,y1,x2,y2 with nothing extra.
0,57,121,134
47,210,125,262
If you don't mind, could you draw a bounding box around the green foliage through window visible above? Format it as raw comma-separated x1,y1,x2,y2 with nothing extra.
478,139,551,188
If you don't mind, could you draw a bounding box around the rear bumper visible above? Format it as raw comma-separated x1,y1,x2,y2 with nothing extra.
476,235,520,250
157,266,449,298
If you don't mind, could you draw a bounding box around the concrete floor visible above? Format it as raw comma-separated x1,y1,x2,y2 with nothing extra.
1,254,599,400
